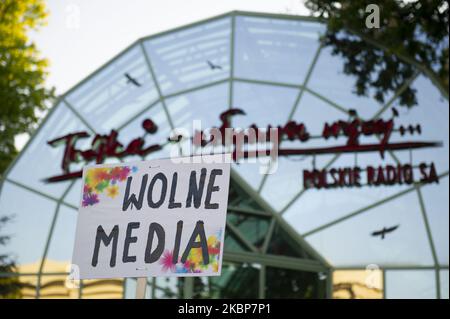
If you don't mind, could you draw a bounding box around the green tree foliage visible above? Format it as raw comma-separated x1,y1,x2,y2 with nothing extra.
305,0,449,107
0,0,54,174
0,0,53,298
0,216,21,298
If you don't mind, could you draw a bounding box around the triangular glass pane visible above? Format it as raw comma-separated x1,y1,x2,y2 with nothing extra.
65,45,159,132
440,270,449,299
260,90,349,211
231,161,265,190
290,91,349,148
308,46,394,119
231,82,300,189
420,176,449,265
224,231,249,253
165,82,229,136
284,151,410,235
143,17,231,96
377,75,449,175
64,178,82,208
232,81,299,128
306,192,434,267
0,181,56,272
42,205,78,273
234,16,325,85
227,211,270,249
228,179,265,212
118,102,174,160
385,270,436,299
8,102,91,199
267,224,314,259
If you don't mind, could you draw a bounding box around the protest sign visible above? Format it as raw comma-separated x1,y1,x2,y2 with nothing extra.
71,154,231,280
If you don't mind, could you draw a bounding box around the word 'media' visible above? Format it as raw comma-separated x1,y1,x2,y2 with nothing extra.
303,162,439,189
91,220,210,268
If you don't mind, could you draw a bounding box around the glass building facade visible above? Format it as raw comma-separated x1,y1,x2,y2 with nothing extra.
0,11,448,299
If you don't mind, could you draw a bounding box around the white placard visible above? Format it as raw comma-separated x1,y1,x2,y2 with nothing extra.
71,154,231,279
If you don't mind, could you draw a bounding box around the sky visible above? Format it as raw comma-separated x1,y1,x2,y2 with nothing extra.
31,0,309,95
14,0,309,149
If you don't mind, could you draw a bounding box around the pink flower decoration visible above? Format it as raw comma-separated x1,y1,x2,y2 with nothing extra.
118,167,131,181
160,250,176,272
82,193,99,207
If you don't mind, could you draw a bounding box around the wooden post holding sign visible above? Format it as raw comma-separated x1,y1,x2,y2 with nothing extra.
135,277,147,299
71,154,231,298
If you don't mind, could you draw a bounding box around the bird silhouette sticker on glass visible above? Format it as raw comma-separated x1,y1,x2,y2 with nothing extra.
206,60,222,70
371,225,400,239
125,73,142,87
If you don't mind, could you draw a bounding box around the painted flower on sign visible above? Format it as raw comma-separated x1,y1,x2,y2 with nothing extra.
106,185,119,198
82,165,137,207
160,250,176,272
159,231,222,274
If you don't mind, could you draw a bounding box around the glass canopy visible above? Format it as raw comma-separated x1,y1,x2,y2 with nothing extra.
0,11,448,299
